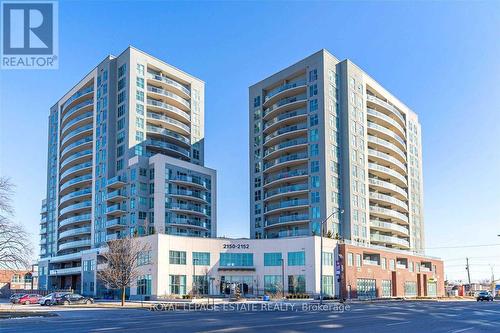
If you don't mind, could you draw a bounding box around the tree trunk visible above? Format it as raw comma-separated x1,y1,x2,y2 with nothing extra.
121,287,125,306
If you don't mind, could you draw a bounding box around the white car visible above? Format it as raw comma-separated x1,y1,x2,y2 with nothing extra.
39,292,70,306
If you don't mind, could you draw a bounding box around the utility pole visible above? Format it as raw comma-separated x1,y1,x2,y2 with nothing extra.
466,257,472,295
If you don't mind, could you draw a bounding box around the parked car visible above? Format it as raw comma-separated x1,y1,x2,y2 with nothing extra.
9,293,26,304
39,292,71,306
476,291,494,301
18,294,43,305
57,293,94,305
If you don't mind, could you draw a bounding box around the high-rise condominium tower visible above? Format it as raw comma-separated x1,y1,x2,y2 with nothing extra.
39,46,216,291
249,49,424,253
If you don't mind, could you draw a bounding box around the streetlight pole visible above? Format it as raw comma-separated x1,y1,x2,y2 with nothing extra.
320,208,343,305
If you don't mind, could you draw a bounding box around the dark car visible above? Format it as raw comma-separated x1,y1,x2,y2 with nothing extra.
9,293,26,304
18,294,43,305
57,293,94,305
39,292,71,306
476,291,494,301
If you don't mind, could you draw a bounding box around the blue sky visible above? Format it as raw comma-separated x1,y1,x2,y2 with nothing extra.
1,1,499,281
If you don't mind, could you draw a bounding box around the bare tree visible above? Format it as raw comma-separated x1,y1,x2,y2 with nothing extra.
0,177,32,270
97,237,150,306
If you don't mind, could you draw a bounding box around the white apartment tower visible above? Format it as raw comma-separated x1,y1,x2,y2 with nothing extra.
39,47,217,293
249,50,424,253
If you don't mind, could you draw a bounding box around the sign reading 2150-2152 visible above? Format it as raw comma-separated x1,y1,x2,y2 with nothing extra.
223,244,249,249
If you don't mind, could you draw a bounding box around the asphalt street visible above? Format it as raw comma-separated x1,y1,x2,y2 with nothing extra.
1,301,499,333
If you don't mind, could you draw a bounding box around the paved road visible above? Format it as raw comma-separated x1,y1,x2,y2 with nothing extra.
1,301,499,332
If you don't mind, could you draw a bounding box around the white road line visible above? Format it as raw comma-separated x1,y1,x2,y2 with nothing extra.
386,321,411,326
449,328,474,333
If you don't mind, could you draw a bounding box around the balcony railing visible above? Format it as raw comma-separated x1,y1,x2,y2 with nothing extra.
265,214,309,226
147,73,191,97
370,233,409,247
265,80,307,102
369,178,408,198
265,183,308,198
60,136,93,158
146,124,190,144
263,152,308,170
59,162,92,180
264,93,307,117
368,149,407,173
366,95,405,125
264,137,308,157
370,219,409,235
264,108,307,130
147,86,190,108
166,203,209,215
61,99,94,124
58,239,91,251
62,85,94,110
265,198,309,212
265,169,308,185
58,201,92,216
145,139,191,158
59,214,91,228
367,121,406,147
264,122,308,144
370,205,409,223
147,99,191,122
170,175,210,189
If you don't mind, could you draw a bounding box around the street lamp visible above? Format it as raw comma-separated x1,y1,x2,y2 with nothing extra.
320,208,343,305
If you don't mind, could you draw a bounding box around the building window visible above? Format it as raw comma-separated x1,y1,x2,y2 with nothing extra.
118,64,126,78
192,252,210,265
310,113,318,126
136,103,144,115
311,176,320,188
169,250,186,265
309,69,317,82
311,191,320,203
404,281,417,297
287,251,305,266
381,257,386,270
389,259,395,271
253,96,261,108
264,275,282,293
137,251,152,266
312,206,320,219
322,275,334,295
220,253,253,267
169,275,186,295
357,278,376,299
136,63,144,76
136,77,144,89
355,254,361,267
288,275,306,293
381,280,392,298
309,99,318,112
309,128,319,142
310,144,319,157
136,90,144,102
309,84,318,97
264,252,282,266
347,252,353,266
136,274,151,295
310,160,319,173
322,252,334,266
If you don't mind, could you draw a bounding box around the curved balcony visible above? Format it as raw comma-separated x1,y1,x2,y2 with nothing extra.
168,218,209,231
62,85,94,111
370,205,409,224
145,139,191,160
147,73,191,99
367,121,406,150
370,233,410,249
60,136,93,159
264,169,308,187
58,226,91,240
169,175,209,190
367,108,406,139
59,201,92,217
366,95,406,127
264,137,308,159
107,176,126,188
61,112,93,136
264,213,309,228
146,110,190,135
263,152,308,173
106,204,127,216
264,80,307,107
263,108,307,134
147,86,190,111
146,124,190,146
147,99,190,123
166,203,209,217
263,93,308,120
60,149,93,171
265,198,309,215
170,189,209,203
265,182,308,201
60,123,93,148
59,161,92,182
106,218,127,230
370,220,409,237
369,191,408,212
368,178,407,200
368,162,407,187
263,122,308,146
61,99,94,126
368,149,407,175
58,239,91,252
59,188,92,207
106,190,127,202
59,214,91,228
367,135,406,164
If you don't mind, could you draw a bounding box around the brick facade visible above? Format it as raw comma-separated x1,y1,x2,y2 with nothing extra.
339,243,445,299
